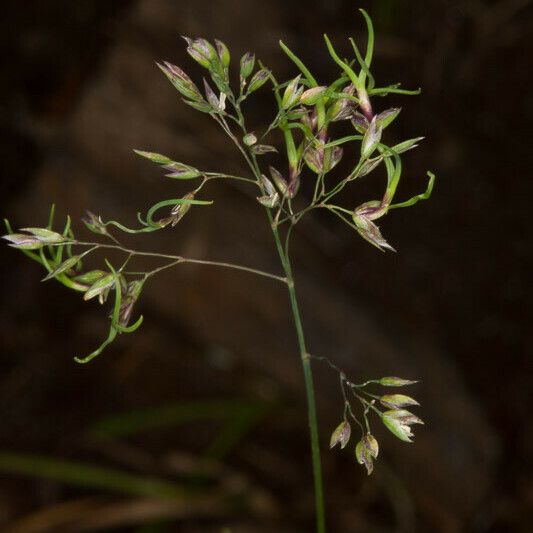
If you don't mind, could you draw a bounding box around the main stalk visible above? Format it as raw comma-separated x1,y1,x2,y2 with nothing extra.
269,217,326,533
217,117,326,531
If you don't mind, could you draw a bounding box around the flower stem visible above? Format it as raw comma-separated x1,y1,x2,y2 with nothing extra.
268,214,326,532
287,269,326,533
215,111,327,532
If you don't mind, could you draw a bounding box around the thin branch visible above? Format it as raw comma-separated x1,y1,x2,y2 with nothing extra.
204,172,257,184
72,241,287,284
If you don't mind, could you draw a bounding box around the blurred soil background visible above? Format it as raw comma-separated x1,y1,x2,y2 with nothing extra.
0,1,531,532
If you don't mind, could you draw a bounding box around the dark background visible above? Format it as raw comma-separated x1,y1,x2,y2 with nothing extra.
0,1,531,532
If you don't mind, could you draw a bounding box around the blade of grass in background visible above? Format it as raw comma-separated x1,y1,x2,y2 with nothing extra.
0,452,184,498
90,399,273,439
0,400,275,503
205,403,271,460
91,398,274,461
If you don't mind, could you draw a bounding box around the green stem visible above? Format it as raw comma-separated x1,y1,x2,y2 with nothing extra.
214,109,326,532
266,210,326,532
285,256,326,533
